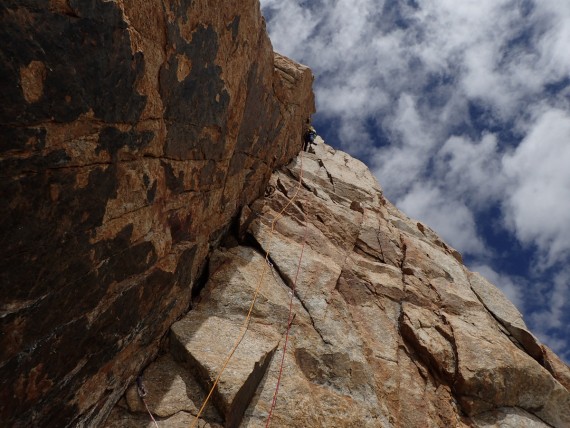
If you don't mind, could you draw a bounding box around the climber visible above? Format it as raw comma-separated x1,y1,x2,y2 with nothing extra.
303,125,317,152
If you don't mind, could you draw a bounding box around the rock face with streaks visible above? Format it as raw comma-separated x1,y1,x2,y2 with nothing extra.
108,138,570,427
3,1,569,427
0,1,313,426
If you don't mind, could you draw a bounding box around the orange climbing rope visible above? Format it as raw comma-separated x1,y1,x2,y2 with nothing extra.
190,153,306,428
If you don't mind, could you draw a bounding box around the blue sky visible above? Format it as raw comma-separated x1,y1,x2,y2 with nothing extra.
260,0,570,363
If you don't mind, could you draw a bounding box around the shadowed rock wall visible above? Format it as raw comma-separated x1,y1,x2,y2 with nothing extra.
0,0,314,426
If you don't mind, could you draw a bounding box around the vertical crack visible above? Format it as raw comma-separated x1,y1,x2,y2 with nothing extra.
440,313,460,388
226,345,278,428
375,230,387,263
317,159,336,193
399,234,408,284
295,294,332,346
265,252,332,347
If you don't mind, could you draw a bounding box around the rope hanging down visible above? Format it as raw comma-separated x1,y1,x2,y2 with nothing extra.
137,376,159,428
190,153,306,428
265,208,308,427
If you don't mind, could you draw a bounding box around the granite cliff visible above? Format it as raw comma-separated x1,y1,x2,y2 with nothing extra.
0,0,313,426
106,138,570,428
1,1,569,428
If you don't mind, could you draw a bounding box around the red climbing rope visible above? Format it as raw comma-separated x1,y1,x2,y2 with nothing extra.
265,194,308,427
265,152,368,426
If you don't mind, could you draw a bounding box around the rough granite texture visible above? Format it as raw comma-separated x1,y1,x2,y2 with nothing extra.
108,138,570,427
3,1,570,427
0,0,313,426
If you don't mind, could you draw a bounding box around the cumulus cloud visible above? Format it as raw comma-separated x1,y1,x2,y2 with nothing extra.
372,93,436,195
435,134,506,207
502,109,570,267
261,1,315,57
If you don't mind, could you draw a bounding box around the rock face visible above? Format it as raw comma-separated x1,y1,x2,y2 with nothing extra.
0,1,313,426
3,1,569,427
108,138,570,427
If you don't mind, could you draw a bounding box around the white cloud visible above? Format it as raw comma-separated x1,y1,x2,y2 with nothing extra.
502,109,570,267
533,1,570,79
260,1,315,57
435,133,506,207
370,94,438,196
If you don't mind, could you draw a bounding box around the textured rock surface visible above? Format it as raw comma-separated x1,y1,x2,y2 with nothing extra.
0,0,313,426
171,314,279,428
109,138,570,427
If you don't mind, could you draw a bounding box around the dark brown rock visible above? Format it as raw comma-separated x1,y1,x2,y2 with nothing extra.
0,0,314,426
